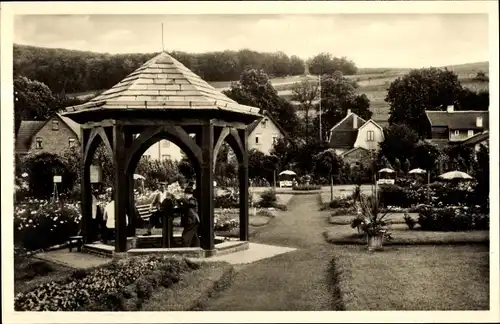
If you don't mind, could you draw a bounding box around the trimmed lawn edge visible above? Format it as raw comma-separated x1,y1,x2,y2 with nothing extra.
328,216,411,225
323,231,489,245
330,257,354,310
140,262,234,311
328,258,347,311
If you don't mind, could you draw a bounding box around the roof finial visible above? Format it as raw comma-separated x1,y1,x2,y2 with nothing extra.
161,22,165,52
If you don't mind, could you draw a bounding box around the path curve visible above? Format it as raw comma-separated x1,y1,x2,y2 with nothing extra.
202,194,342,311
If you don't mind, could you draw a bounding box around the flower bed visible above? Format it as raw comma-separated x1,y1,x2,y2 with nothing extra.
292,184,321,191
414,205,489,231
14,256,199,311
14,200,81,251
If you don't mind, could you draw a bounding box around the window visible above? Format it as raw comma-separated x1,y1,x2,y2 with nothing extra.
468,130,474,137
261,118,268,128
52,120,59,131
162,154,171,160
454,130,460,136
162,140,170,148
68,138,76,147
36,137,43,149
255,135,260,145
366,130,374,142
272,135,279,145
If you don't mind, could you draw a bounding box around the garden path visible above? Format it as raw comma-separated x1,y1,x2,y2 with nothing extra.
201,194,343,311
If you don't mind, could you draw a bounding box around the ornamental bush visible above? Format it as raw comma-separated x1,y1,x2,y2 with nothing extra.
14,200,81,251
416,205,489,231
292,184,321,191
259,189,277,208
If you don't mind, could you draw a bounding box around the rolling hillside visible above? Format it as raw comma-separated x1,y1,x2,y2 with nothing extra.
69,61,489,126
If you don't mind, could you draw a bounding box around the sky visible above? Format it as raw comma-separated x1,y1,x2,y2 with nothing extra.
13,14,489,68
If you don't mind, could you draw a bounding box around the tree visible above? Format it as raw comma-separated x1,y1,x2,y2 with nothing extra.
289,55,305,75
308,53,358,75
14,76,58,135
248,149,266,180
291,79,319,144
315,73,371,136
411,140,441,175
443,144,475,173
403,158,411,174
379,123,420,165
178,156,196,181
385,68,464,137
393,158,402,176
270,137,299,171
456,88,489,111
473,144,489,212
313,149,342,201
224,69,300,136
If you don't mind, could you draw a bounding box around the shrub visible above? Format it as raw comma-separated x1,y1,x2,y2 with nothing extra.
329,197,354,209
403,212,416,230
292,184,321,191
135,277,154,299
416,205,489,231
14,201,81,251
330,207,356,216
259,189,277,208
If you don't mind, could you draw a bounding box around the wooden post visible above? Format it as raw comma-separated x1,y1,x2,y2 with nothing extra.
239,129,249,242
80,128,91,244
199,123,215,252
162,202,170,248
113,125,128,253
125,132,136,238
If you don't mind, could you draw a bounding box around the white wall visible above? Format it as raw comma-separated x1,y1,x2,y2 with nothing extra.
354,121,384,151
248,117,283,155
143,140,183,161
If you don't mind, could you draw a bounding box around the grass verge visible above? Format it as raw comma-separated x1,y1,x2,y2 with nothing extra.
332,245,489,310
324,224,489,245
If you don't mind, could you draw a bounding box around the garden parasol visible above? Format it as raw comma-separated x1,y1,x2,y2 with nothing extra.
378,168,395,173
133,174,146,180
409,168,427,174
438,170,473,180
279,170,297,176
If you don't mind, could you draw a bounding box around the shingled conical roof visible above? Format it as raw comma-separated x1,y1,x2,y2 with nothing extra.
64,52,260,120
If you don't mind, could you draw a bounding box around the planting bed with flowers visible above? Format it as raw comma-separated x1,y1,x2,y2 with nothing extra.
14,255,200,311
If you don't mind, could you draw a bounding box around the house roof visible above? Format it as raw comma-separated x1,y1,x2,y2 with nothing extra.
425,110,489,129
246,110,289,139
460,131,489,146
63,52,261,123
57,113,81,140
327,112,366,149
15,121,45,153
340,146,369,157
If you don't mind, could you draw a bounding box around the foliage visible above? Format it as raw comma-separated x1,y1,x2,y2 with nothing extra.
14,256,193,311
350,193,391,237
292,184,321,191
411,140,441,174
403,212,417,230
307,53,358,75
259,189,278,208
14,45,306,94
136,157,184,189
20,152,78,199
386,68,464,137
456,88,489,111
14,76,58,134
224,69,301,135
315,73,371,136
214,213,239,232
178,156,196,181
472,144,489,212
14,200,81,251
442,144,476,173
416,205,488,231
379,123,420,165
291,79,320,143
313,149,342,180
214,188,240,209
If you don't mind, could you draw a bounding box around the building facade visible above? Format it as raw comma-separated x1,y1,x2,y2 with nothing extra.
247,110,287,155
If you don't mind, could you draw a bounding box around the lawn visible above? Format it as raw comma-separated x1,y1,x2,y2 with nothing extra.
333,245,490,310
329,212,419,225
324,223,489,245
14,258,74,294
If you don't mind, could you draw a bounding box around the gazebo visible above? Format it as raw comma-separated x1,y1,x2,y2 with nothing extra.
62,52,261,256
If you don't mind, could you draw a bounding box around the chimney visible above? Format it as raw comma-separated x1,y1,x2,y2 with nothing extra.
476,116,483,128
347,109,352,116
353,116,358,129
447,105,454,112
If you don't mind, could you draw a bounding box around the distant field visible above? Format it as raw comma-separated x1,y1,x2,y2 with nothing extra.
69,61,489,123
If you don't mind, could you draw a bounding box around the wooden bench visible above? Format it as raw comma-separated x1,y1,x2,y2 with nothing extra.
136,204,157,228
68,235,83,252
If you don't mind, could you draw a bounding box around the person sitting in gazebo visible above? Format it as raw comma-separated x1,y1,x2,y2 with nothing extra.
146,182,168,236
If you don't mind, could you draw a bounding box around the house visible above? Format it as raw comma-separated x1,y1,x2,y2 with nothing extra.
425,105,489,149
15,113,81,156
246,110,288,155
460,131,489,153
326,109,385,165
16,113,183,161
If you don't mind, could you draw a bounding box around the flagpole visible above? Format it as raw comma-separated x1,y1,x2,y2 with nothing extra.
161,23,165,52
318,74,322,142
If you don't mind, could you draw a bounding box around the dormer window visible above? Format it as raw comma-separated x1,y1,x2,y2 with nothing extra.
476,117,483,128
261,118,268,128
367,130,374,142
468,130,474,137
52,120,59,131
69,138,76,147
454,130,460,136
